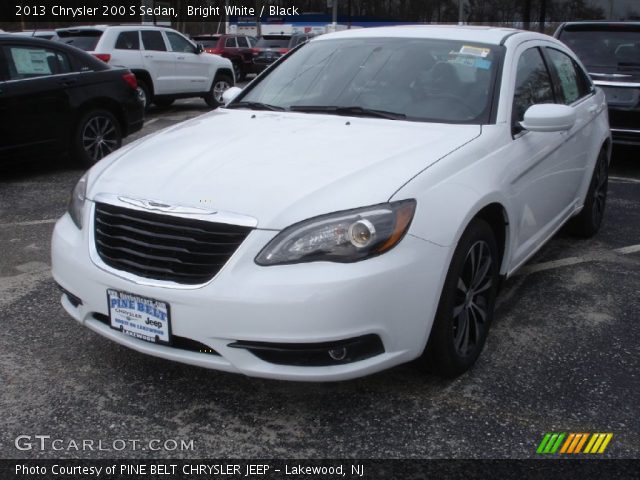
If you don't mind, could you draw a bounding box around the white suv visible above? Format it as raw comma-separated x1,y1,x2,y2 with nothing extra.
56,25,235,108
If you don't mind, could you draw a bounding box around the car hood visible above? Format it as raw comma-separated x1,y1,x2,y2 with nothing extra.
89,109,480,229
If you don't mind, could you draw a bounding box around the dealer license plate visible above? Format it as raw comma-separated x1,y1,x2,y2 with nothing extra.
107,289,171,345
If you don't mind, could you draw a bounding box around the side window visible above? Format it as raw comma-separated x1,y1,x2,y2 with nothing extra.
546,48,591,103
237,36,249,48
141,30,167,52
225,37,237,48
512,48,555,127
115,31,140,50
166,31,196,54
4,46,72,80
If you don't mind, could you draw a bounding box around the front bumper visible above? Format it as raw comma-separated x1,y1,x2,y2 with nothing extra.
51,204,450,381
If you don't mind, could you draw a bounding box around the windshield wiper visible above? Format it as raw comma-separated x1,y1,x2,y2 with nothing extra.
226,101,285,111
289,105,406,120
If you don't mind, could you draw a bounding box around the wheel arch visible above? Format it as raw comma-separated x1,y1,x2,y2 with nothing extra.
72,98,127,136
130,69,154,96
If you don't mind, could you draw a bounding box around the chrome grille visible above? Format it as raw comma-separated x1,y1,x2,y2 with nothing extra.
94,202,252,285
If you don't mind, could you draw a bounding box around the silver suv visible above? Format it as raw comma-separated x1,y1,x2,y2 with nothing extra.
56,25,235,108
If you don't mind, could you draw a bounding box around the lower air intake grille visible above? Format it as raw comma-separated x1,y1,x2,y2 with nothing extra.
94,202,252,285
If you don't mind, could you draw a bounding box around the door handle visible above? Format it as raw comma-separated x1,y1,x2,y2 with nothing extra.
588,105,599,114
144,55,154,59
177,56,185,60
58,78,77,87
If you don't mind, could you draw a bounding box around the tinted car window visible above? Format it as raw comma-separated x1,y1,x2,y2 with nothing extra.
237,36,249,48
4,45,72,80
166,31,195,53
141,30,167,51
194,37,219,48
255,36,291,48
115,31,140,50
513,48,555,124
225,37,237,48
546,48,586,104
56,30,102,50
558,24,640,70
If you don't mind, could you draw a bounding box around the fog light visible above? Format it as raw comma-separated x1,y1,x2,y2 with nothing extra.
328,347,347,361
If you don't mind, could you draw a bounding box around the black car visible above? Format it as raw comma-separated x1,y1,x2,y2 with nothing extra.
555,22,640,145
252,33,315,72
0,35,144,166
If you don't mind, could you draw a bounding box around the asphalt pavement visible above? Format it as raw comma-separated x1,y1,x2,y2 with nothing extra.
0,98,638,459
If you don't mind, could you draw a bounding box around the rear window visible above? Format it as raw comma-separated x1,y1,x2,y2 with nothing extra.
558,24,640,70
255,36,291,48
193,37,219,48
56,30,102,51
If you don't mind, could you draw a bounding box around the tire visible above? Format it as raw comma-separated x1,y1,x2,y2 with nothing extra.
153,97,174,109
73,109,122,167
136,79,151,110
567,148,609,238
420,218,500,378
204,74,233,108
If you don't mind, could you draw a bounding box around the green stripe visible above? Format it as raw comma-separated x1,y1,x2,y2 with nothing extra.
550,433,566,453
543,434,559,453
537,433,552,454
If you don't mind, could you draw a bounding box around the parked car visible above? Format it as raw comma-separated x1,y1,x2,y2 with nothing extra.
252,33,315,72
0,34,143,166
192,34,257,80
55,25,235,109
555,22,640,145
52,26,610,381
13,30,59,41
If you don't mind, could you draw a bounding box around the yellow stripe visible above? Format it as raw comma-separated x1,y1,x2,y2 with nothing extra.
590,434,606,454
560,433,576,454
584,433,599,453
574,433,589,453
597,433,613,453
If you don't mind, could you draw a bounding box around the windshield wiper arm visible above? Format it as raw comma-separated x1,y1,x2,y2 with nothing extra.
226,101,285,111
290,105,406,120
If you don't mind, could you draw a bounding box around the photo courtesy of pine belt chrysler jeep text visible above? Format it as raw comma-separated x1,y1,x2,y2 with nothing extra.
51,26,611,381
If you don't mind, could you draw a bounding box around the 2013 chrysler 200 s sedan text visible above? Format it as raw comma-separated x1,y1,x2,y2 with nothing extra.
52,26,611,381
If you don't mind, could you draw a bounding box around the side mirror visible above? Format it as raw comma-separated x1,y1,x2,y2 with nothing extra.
196,43,204,54
222,86,243,106
520,104,576,133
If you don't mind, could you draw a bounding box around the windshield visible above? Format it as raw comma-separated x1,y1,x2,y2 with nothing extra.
559,25,640,70
236,38,501,123
256,36,291,48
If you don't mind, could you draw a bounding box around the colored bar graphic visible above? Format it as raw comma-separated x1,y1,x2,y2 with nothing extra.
538,433,613,454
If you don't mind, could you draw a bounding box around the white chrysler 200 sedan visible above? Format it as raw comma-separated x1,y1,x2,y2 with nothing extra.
52,26,611,381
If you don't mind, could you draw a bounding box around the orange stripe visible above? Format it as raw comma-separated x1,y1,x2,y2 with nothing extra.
567,434,582,453
560,433,576,454
575,433,590,453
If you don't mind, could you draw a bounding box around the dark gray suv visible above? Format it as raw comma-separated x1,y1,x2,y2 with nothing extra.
556,22,640,145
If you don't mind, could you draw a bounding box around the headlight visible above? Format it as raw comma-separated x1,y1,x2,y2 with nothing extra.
255,200,416,266
68,173,88,229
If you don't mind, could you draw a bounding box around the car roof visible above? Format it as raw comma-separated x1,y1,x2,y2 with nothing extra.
56,24,173,33
317,25,527,45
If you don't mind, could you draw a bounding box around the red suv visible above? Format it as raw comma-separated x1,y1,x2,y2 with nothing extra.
192,34,257,80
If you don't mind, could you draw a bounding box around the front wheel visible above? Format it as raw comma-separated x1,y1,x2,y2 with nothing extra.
420,218,500,378
204,74,233,108
73,109,122,167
